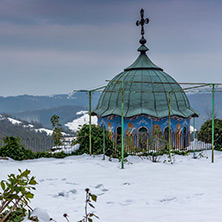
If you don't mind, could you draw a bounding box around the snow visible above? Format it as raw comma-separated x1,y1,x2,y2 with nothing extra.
7,117,22,125
52,143,79,154
1,150,222,222
35,128,69,136
65,111,98,132
190,125,198,132
34,128,54,136
76,110,88,115
0,114,5,121
22,208,50,222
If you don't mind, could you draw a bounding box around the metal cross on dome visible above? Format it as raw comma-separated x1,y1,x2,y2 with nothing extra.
136,9,149,37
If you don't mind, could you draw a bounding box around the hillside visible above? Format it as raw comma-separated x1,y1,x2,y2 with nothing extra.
0,92,221,131
12,105,87,129
0,92,100,113
0,114,55,152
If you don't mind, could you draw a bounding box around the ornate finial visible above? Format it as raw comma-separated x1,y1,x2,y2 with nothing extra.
136,9,149,45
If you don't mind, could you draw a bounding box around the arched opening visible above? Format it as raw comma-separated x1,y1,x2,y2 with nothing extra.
182,126,187,148
138,127,149,150
164,127,172,149
126,123,135,152
152,124,162,150
175,123,182,149
116,126,122,145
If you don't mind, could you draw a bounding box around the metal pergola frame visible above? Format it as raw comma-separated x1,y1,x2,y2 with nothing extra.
74,81,222,169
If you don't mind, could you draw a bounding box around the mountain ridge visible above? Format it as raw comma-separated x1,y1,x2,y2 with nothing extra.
0,92,221,130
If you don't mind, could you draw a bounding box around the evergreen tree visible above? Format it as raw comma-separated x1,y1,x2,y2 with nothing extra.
50,115,63,147
198,119,222,150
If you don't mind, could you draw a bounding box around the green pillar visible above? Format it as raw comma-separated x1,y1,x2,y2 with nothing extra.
212,84,215,163
193,117,196,159
89,91,92,156
168,92,171,154
121,81,124,169
103,118,105,160
151,118,153,152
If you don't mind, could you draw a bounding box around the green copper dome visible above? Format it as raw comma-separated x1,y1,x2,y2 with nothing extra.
93,45,198,118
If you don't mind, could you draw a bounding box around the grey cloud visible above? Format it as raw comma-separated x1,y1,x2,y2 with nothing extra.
0,0,221,96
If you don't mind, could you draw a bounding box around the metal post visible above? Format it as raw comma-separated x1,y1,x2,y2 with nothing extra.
121,81,124,169
212,84,215,163
193,117,196,159
151,118,153,152
103,118,105,160
168,92,171,154
89,91,92,156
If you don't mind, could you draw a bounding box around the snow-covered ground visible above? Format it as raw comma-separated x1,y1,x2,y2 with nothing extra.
1,150,222,222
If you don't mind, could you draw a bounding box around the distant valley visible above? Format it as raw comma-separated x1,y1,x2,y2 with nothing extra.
0,91,221,134
0,92,100,129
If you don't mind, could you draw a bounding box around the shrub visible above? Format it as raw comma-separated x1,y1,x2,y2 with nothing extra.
73,124,114,156
50,114,63,147
0,169,37,222
53,151,68,158
0,136,35,160
0,136,69,160
198,119,222,150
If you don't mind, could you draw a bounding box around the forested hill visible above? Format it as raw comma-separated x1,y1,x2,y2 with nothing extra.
0,92,221,130
12,105,87,129
0,92,100,113
0,114,48,136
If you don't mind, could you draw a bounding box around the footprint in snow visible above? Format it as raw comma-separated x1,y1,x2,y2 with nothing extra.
66,182,78,185
160,197,176,203
54,189,77,198
123,182,130,186
95,184,109,192
95,184,103,189
102,188,109,192
106,201,115,204
120,199,135,206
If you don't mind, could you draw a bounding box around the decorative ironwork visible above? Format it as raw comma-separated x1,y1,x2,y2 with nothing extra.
136,9,149,38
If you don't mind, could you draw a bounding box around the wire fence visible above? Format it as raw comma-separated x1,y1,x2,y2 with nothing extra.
118,131,212,155
84,82,222,167
0,136,75,153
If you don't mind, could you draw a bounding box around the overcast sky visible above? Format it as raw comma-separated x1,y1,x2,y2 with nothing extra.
0,0,221,96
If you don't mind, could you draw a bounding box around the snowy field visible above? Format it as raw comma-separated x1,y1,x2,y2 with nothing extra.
1,150,222,222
